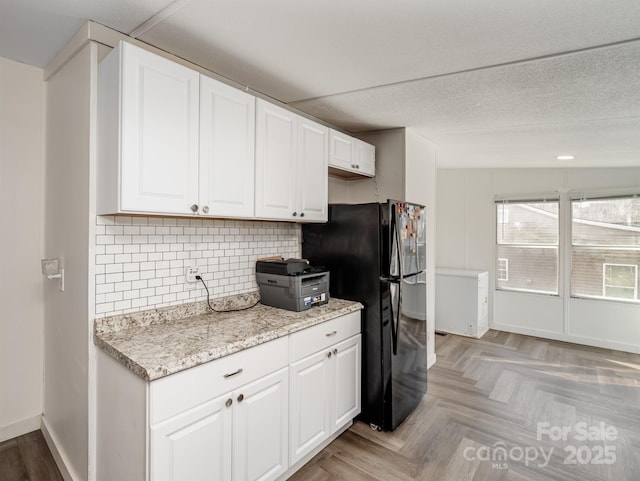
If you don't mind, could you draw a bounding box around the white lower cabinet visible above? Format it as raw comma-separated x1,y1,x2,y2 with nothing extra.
233,368,289,481
332,335,361,431
289,349,332,465
151,393,233,481
96,311,361,481
288,311,362,467
151,368,288,481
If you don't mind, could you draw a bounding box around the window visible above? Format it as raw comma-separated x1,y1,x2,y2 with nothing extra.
572,195,640,302
497,258,509,281
496,200,559,294
603,264,638,300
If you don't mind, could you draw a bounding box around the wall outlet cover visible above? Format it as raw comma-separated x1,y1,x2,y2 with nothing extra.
185,266,200,283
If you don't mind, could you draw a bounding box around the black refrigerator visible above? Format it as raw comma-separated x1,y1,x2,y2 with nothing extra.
302,201,427,431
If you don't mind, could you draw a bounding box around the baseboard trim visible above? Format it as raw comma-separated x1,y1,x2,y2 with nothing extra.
490,322,640,354
427,353,437,369
41,417,80,481
0,415,41,443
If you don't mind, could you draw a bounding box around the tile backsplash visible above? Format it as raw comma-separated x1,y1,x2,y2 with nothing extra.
95,216,300,317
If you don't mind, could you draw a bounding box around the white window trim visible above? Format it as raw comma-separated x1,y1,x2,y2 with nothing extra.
497,258,509,281
602,263,638,300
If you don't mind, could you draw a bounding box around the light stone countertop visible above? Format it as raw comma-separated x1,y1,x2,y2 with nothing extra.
94,293,363,381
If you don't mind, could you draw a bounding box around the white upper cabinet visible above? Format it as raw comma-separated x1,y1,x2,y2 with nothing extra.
98,41,200,215
297,117,328,222
329,129,375,178
255,99,298,220
255,100,328,222
199,76,256,218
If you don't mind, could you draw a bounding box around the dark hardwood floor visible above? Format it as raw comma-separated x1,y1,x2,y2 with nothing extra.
290,330,640,481
0,430,62,481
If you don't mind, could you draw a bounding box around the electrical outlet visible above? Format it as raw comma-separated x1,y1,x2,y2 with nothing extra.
185,266,200,283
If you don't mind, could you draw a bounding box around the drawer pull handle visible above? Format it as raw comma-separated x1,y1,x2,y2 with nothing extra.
325,330,337,337
225,398,232,408
224,368,243,378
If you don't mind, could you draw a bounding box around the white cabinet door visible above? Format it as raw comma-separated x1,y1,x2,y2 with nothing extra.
354,138,375,177
119,42,200,214
297,118,328,222
331,335,361,432
151,393,233,481
199,76,256,218
233,367,288,481
289,349,332,465
328,129,354,171
255,99,297,220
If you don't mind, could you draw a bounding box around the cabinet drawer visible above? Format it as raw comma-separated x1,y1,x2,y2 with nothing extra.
150,336,288,424
289,311,360,362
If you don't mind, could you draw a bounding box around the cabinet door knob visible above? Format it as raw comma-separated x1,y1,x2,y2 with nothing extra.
237,394,244,402
333,348,338,355
300,212,305,218
327,351,332,358
351,164,356,168
355,164,360,169
202,205,209,214
190,204,199,213
292,212,297,217
225,398,232,408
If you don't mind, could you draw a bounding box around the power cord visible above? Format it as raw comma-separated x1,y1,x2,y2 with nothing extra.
196,275,260,312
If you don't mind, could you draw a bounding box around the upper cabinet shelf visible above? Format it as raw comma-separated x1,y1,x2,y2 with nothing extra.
97,41,373,222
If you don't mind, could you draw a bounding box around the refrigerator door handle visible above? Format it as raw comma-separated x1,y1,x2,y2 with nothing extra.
391,211,404,356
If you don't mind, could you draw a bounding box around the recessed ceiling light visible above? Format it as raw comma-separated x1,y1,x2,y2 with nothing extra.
556,155,575,160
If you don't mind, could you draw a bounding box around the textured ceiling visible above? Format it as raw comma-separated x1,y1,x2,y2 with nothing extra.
2,0,640,167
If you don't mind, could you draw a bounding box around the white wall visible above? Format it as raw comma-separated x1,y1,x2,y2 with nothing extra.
43,43,95,480
436,167,640,353
0,56,45,441
405,130,437,367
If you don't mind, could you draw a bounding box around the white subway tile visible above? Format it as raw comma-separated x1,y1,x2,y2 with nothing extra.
132,235,148,244
123,270,140,281
95,302,114,314
132,280,147,290
140,287,155,297
105,225,124,235
114,300,132,311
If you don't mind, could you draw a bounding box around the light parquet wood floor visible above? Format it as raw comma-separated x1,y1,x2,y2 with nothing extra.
290,330,640,481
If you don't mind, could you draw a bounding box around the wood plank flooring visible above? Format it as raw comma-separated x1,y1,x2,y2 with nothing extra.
0,430,62,481
290,330,640,481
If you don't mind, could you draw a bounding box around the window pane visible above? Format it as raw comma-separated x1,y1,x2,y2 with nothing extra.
572,198,640,246
496,245,558,294
497,203,558,244
571,196,640,302
496,201,559,295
